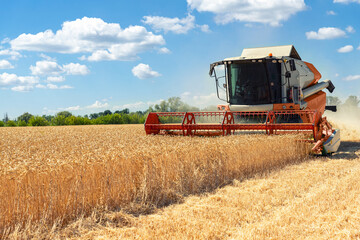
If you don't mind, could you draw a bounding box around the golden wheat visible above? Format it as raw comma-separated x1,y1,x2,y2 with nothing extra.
0,125,308,238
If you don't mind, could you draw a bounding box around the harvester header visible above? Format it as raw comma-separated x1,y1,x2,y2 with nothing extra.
145,45,340,155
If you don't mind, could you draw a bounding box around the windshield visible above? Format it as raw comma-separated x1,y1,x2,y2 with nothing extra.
228,61,278,105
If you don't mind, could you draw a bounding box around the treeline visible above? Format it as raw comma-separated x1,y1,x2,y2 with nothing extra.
0,97,213,127
1,95,358,127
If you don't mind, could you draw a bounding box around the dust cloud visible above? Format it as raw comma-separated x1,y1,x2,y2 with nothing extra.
325,107,360,141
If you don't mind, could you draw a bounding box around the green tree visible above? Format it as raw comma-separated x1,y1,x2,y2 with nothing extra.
103,110,112,115
168,97,182,112
0,121,5,127
6,120,16,127
18,112,33,123
90,113,99,119
42,115,54,122
29,116,49,126
53,115,66,125
56,111,72,118
17,120,28,127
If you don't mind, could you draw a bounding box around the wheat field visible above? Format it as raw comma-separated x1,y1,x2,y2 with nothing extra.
57,113,360,240
0,125,309,239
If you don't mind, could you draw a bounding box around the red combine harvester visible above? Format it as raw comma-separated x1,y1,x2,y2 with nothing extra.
144,45,340,155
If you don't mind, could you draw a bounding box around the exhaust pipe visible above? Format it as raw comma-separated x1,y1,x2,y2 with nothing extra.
302,79,335,99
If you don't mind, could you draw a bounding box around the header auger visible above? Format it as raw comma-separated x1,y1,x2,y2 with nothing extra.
144,45,340,155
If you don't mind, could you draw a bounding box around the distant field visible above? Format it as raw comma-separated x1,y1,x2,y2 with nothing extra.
0,125,308,238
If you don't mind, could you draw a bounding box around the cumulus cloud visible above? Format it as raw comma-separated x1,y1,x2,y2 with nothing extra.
0,73,38,86
39,53,56,61
306,27,346,40
64,105,80,111
334,0,360,3
62,63,89,75
337,45,354,53
158,47,171,54
0,59,14,69
180,91,220,108
46,83,73,89
86,100,109,109
187,0,306,26
47,76,65,82
132,63,161,79
343,75,360,81
326,10,337,15
11,85,34,92
0,49,22,60
30,60,63,75
10,17,165,61
113,99,163,111
346,26,355,33
142,14,209,34
36,83,72,89
30,60,89,76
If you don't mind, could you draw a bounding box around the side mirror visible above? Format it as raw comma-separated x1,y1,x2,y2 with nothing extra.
209,65,215,76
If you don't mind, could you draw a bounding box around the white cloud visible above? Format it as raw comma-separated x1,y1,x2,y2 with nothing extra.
1,38,10,44
30,60,62,75
334,0,360,3
35,84,47,89
46,83,73,89
358,45,360,50
0,72,72,92
30,60,89,76
142,14,209,34
326,10,337,15
39,53,55,61
0,49,22,60
62,63,89,75
337,45,354,53
187,0,306,26
0,73,38,86
158,47,171,54
47,76,65,82
64,105,80,111
132,63,161,79
346,26,355,33
181,91,220,108
343,75,360,81
11,85,34,92
199,24,210,32
86,100,109,109
36,83,73,90
43,105,81,114
10,17,165,61
0,59,14,69
306,27,346,40
113,99,163,111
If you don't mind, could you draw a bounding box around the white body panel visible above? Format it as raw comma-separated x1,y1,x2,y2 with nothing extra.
323,129,341,153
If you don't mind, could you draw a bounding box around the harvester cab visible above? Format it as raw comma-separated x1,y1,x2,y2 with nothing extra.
145,45,341,155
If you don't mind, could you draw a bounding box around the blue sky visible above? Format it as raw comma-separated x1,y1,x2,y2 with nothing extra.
0,0,359,118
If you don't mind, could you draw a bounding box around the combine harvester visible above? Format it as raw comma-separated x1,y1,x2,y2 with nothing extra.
145,45,340,155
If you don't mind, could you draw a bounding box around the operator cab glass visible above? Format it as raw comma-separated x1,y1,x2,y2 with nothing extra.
227,60,282,105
